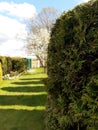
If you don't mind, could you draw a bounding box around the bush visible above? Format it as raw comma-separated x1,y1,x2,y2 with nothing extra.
11,57,27,73
0,62,2,81
0,56,28,77
6,57,12,74
47,0,98,130
0,56,7,75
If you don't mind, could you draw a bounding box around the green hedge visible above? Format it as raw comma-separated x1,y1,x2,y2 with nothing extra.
47,0,98,130
0,56,8,75
0,56,28,76
0,62,2,81
11,57,27,73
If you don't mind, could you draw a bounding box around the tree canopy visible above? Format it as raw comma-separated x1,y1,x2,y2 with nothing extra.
26,7,59,67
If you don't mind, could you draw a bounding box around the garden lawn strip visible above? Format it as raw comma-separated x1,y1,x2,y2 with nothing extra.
0,68,47,130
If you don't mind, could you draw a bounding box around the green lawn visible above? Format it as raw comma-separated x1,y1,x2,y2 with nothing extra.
0,68,47,130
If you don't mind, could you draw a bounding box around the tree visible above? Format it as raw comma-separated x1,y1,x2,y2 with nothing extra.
26,28,49,67
26,7,59,67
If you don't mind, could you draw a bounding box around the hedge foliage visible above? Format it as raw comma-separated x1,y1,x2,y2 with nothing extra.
47,0,98,130
0,56,28,76
0,56,8,75
0,62,2,81
11,57,27,73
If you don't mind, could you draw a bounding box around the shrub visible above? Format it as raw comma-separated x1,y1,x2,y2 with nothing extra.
0,56,7,75
6,57,12,74
11,57,27,73
0,56,28,77
47,0,98,130
0,62,2,81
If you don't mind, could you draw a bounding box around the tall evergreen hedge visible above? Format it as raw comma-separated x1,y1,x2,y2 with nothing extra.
0,62,2,81
0,56,8,75
0,56,28,75
47,0,98,130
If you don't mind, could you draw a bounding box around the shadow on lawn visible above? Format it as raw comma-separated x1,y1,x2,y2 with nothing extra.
0,94,47,106
2,86,46,92
20,78,43,81
0,109,46,130
0,70,47,130
11,80,43,85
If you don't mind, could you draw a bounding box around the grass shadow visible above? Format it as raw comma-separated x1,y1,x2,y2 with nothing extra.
0,109,46,130
2,86,46,92
11,80,43,85
0,94,47,106
20,78,42,81
0,68,47,130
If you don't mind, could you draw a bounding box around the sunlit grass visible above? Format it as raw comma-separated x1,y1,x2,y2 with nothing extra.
0,105,45,111
0,90,47,96
0,68,47,130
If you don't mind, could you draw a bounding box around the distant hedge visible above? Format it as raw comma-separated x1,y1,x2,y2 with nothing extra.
47,0,98,130
0,56,28,76
0,62,2,81
0,56,8,75
11,57,27,73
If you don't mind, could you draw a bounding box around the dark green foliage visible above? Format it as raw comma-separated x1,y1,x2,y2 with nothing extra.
6,57,12,73
0,62,2,81
0,56,7,75
0,56,28,75
11,57,27,73
46,0,98,130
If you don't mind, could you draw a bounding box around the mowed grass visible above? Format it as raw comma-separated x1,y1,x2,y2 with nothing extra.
0,68,47,130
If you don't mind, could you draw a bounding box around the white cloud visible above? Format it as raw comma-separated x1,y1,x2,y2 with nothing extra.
0,39,26,57
0,2,36,57
74,0,90,4
80,0,89,1
0,15,27,39
0,2,36,19
0,15,27,56
0,14,27,50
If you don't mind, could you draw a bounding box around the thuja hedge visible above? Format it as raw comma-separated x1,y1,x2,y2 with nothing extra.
11,57,27,73
46,0,98,130
0,62,2,81
0,56,27,75
0,56,8,75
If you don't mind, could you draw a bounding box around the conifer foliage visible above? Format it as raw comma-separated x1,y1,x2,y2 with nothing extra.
0,62,2,81
46,0,98,129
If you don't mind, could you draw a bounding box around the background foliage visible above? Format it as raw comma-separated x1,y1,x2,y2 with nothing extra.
0,62,2,81
0,56,28,76
46,0,98,130
11,57,27,73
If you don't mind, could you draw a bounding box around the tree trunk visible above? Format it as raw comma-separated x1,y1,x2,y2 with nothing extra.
36,55,44,67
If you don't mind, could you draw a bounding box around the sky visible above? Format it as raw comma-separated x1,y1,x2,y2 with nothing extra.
0,0,90,58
